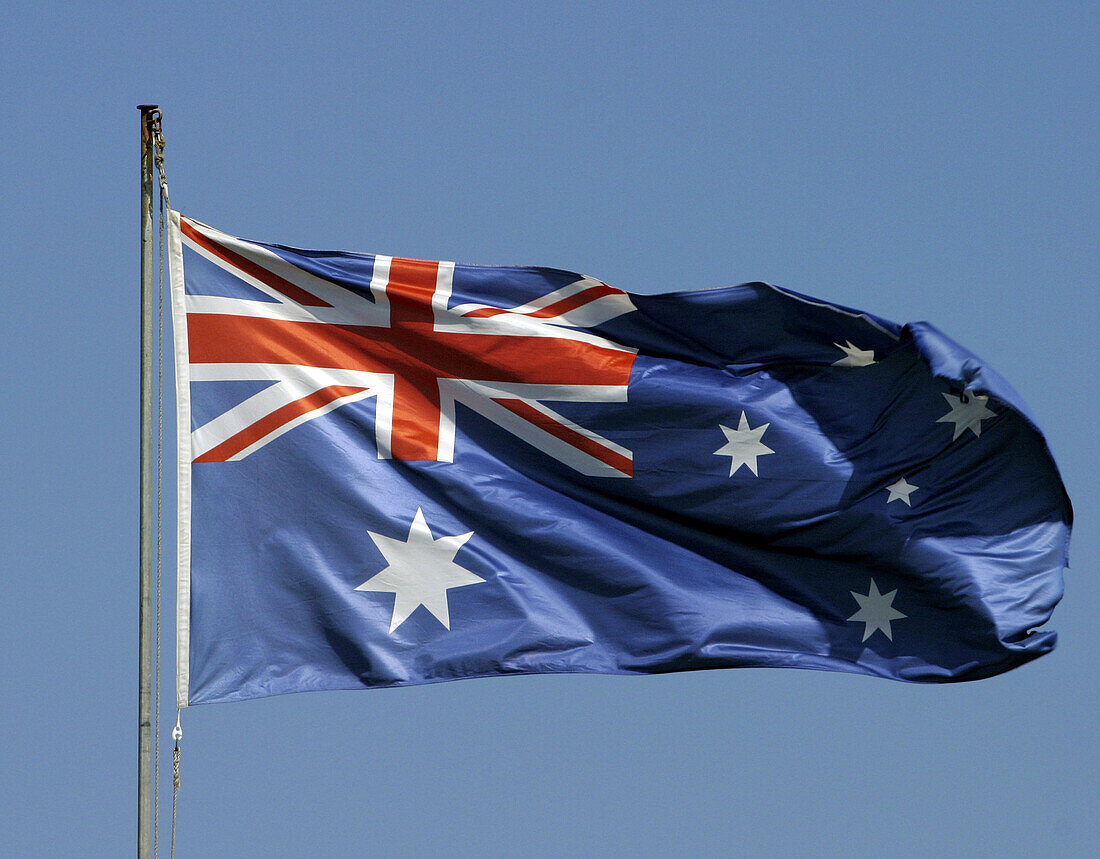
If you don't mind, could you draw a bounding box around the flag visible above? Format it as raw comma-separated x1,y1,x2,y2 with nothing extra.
169,213,1071,706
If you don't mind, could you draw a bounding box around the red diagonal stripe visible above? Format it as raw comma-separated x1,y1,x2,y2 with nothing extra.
527,283,618,319
181,218,333,308
195,384,368,462
493,398,633,476
461,283,618,320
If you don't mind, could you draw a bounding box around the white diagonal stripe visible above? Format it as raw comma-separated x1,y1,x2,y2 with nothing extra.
189,366,393,459
438,379,631,476
181,218,389,326
450,275,601,317
226,388,384,461
535,292,638,327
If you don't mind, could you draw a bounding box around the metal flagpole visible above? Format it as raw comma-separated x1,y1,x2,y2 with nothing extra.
138,103,158,859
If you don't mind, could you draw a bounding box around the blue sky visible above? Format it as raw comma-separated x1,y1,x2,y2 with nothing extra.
1,2,1096,855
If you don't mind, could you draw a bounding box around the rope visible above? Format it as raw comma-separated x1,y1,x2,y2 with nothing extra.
150,109,171,859
154,185,163,859
152,111,171,212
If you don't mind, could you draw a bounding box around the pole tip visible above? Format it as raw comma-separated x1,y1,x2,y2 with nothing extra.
137,104,159,112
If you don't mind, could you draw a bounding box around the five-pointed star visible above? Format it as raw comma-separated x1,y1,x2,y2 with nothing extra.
937,391,995,440
885,477,919,506
832,340,876,367
715,411,774,476
355,507,484,633
848,579,907,642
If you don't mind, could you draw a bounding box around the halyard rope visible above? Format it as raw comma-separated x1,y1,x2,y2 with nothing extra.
150,110,179,859
153,121,163,859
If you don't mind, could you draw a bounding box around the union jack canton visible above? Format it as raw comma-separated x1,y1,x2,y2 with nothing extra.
179,216,636,475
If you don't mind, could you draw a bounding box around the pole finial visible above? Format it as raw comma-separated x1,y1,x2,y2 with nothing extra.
139,106,161,142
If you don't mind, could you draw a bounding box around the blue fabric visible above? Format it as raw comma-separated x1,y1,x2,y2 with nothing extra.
179,231,1070,704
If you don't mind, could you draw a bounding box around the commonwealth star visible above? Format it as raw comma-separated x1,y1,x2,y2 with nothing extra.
356,508,485,633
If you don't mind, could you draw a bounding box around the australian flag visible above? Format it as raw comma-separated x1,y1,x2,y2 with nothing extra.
168,213,1071,706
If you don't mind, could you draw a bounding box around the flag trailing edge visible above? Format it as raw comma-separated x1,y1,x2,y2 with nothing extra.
170,211,1071,707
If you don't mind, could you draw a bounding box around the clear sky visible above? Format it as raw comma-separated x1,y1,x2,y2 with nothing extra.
2,2,1097,855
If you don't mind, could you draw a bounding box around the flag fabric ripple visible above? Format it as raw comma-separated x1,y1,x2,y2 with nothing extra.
169,213,1071,706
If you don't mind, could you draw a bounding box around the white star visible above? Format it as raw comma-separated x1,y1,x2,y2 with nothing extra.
848,579,907,642
715,411,774,476
885,477,919,506
832,340,876,367
937,391,995,440
355,508,485,633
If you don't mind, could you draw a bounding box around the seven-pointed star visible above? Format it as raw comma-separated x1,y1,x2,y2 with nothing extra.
885,477,919,506
715,411,774,476
355,507,485,633
848,579,907,642
937,391,996,440
832,340,876,367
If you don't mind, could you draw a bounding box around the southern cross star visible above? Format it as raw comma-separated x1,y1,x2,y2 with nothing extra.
885,477,919,506
715,411,774,477
832,340,876,367
937,391,995,440
355,507,485,633
848,579,907,642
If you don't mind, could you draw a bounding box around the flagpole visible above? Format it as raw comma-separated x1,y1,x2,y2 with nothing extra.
138,103,157,859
